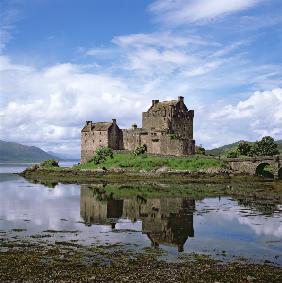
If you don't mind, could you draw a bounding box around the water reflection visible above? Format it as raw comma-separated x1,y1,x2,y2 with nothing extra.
81,185,195,252
0,167,281,264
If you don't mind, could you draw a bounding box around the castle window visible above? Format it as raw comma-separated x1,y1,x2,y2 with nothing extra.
99,140,102,143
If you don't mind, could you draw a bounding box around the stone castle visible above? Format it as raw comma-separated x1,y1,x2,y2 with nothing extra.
81,96,195,163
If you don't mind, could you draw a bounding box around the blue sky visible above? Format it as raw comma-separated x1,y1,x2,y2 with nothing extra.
1,0,282,156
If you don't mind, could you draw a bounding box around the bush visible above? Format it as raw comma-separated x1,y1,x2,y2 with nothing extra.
226,149,238,158
196,145,206,155
133,144,147,156
169,134,180,140
91,146,113,164
40,159,59,167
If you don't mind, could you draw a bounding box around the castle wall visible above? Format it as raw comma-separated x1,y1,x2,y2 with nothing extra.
81,130,109,163
171,111,194,139
108,125,123,150
81,122,123,163
142,112,170,131
122,129,142,150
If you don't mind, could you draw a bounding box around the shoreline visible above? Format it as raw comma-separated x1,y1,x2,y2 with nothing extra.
17,165,273,184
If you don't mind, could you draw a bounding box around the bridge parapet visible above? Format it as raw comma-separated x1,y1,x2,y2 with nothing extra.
223,155,281,163
224,155,281,179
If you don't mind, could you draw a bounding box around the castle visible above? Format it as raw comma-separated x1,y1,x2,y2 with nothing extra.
81,96,195,163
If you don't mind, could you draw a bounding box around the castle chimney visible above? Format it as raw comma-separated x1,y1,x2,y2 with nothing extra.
112,119,116,125
152,100,159,106
178,96,184,102
132,123,137,130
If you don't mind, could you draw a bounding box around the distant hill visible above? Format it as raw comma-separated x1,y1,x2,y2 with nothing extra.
206,140,282,156
47,151,80,160
0,140,59,162
276,140,282,152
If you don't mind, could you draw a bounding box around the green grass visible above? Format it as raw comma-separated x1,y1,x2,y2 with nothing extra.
75,153,224,171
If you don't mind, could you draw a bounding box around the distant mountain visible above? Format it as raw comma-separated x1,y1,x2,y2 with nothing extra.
47,151,80,160
206,141,242,155
206,140,282,155
0,140,59,162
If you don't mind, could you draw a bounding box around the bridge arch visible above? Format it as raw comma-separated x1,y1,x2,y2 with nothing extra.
278,167,282,180
255,162,275,179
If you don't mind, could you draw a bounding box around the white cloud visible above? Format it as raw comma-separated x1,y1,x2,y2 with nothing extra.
112,32,213,48
0,56,148,154
196,88,282,148
0,6,20,53
150,0,262,25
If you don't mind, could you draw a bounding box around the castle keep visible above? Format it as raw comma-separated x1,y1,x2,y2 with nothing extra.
81,96,195,163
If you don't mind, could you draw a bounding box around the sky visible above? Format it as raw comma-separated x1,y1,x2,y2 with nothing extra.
0,0,282,157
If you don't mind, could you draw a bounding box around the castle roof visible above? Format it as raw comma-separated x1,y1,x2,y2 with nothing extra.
148,99,179,112
92,122,113,131
154,100,178,108
81,121,113,132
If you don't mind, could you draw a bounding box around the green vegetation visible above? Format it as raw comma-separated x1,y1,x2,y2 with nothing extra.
0,140,58,162
252,136,279,156
206,138,282,156
91,146,113,164
226,149,238,158
40,159,59,168
195,145,206,155
133,144,147,156
75,152,224,171
214,136,280,158
237,141,252,156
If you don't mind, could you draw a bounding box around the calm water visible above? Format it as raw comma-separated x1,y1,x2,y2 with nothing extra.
0,163,281,265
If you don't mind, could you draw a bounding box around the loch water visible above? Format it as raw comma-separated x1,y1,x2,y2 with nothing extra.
0,163,281,265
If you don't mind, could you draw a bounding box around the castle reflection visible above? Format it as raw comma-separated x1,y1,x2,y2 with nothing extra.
80,185,195,251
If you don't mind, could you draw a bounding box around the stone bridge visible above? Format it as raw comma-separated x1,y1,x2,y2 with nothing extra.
225,155,282,179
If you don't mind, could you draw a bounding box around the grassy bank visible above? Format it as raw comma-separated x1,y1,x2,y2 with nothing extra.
75,153,225,171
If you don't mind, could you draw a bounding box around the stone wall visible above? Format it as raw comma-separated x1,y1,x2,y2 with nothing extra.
122,128,143,150
81,121,123,163
81,130,109,163
226,156,281,179
171,111,194,139
108,124,123,150
142,112,170,131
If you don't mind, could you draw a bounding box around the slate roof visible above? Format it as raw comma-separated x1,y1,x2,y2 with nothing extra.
148,100,178,111
81,122,113,132
92,122,112,131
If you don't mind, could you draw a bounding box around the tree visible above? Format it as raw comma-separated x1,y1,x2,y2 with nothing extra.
196,145,206,155
226,149,238,158
252,136,279,156
237,141,252,156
